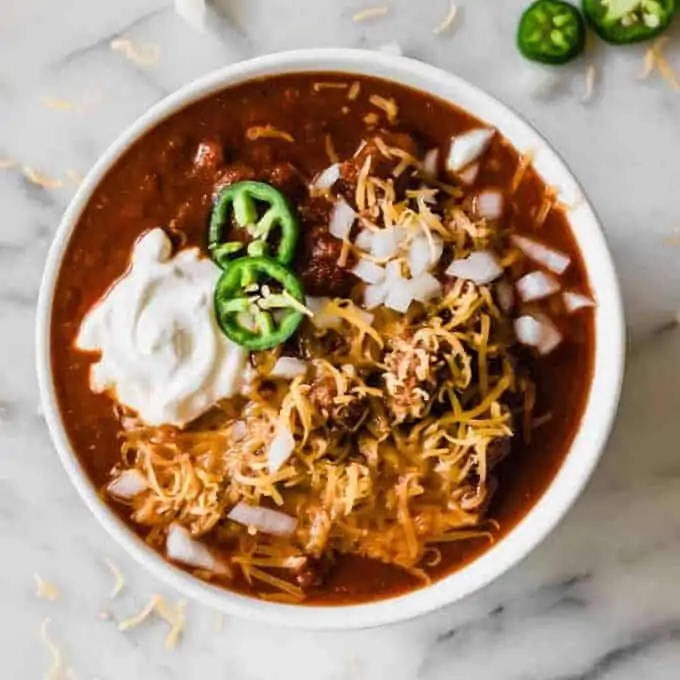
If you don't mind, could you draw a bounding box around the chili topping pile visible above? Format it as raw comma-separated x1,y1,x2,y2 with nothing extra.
53,73,595,604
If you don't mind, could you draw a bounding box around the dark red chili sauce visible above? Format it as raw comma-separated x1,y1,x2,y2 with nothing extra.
50,73,594,604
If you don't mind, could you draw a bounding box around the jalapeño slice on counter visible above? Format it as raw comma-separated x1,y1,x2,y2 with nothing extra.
518,0,586,64
209,181,300,268
582,0,676,43
214,256,307,351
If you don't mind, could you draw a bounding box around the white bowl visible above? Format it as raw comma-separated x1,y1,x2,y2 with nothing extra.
36,48,625,630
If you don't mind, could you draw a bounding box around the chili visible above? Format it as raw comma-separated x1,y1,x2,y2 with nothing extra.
209,181,299,267
518,0,586,64
214,255,307,350
582,0,676,43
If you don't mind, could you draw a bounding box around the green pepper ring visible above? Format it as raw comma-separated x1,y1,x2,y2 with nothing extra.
518,0,586,65
209,181,300,268
582,0,677,44
214,256,305,351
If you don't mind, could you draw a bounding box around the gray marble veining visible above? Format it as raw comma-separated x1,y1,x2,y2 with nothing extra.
1,0,680,677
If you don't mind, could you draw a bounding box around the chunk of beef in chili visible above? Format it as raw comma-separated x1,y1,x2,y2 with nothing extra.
336,130,423,205
295,196,356,297
307,362,369,432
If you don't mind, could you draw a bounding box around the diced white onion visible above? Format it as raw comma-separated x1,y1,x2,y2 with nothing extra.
496,279,515,313
175,0,207,32
270,357,308,380
563,291,595,313
447,128,495,173
329,198,356,240
370,227,402,259
107,469,147,500
354,229,374,251
516,270,561,302
514,314,563,355
312,163,340,190
384,272,441,313
422,148,439,178
408,233,443,276
377,41,403,56
457,162,479,186
385,285,414,313
166,524,228,574
266,424,296,472
446,251,503,285
364,282,389,309
511,234,571,275
475,189,504,220
227,502,297,537
410,273,442,302
352,258,386,284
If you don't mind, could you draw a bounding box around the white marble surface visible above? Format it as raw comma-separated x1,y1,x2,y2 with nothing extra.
2,0,680,677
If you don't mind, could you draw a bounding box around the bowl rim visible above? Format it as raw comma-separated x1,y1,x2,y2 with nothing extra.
36,47,625,630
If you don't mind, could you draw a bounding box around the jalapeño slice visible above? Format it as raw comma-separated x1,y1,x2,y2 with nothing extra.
518,0,586,64
209,181,300,268
214,256,307,351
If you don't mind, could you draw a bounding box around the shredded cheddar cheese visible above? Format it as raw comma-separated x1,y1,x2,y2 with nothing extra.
313,82,349,92
41,96,77,111
582,64,596,103
246,125,294,142
640,37,680,91
104,558,125,598
433,1,458,35
110,37,160,68
324,133,339,163
34,573,59,601
40,618,64,680
23,167,63,189
352,5,389,22
369,94,398,124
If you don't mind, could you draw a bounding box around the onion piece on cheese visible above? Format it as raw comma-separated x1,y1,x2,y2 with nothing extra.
446,251,503,285
446,128,495,173
227,503,297,537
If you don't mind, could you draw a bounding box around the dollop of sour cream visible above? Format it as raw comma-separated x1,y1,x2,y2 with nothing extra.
76,228,249,427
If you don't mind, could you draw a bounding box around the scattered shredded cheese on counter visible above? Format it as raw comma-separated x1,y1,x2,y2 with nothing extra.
582,64,596,103
0,158,16,169
214,611,225,632
118,595,162,632
352,5,389,22
433,1,457,35
640,37,680,91
34,573,59,601
40,618,64,680
156,598,187,650
118,595,187,649
41,96,77,112
104,558,125,598
246,125,294,142
110,38,160,68
23,167,63,189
